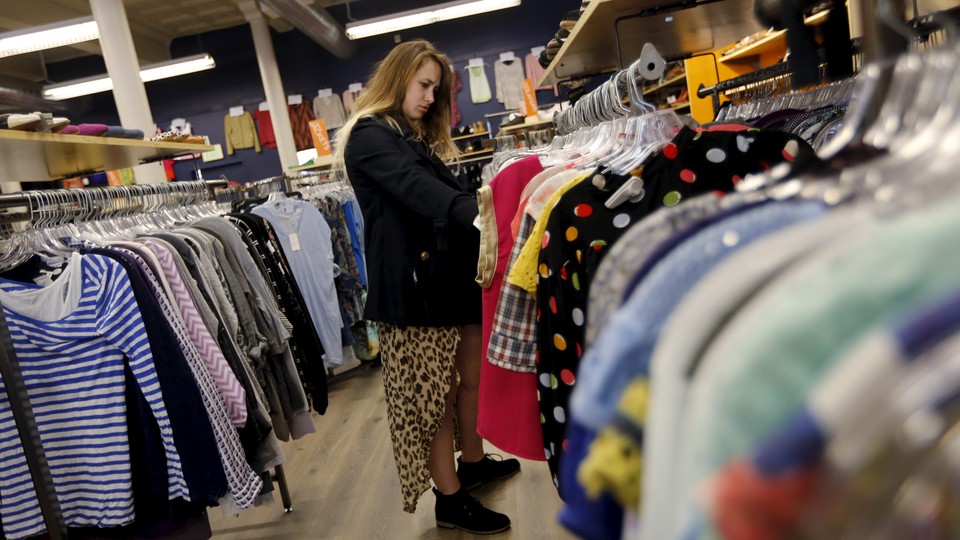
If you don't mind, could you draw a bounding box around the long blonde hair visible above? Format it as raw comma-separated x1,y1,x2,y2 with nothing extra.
334,39,458,169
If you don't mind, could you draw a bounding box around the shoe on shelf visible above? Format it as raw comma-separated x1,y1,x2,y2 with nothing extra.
457,453,521,490
538,48,551,68
0,113,42,131
560,9,581,30
434,487,511,535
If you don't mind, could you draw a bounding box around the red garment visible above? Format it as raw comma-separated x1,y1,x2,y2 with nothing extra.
287,102,315,151
451,70,463,128
253,109,278,149
478,155,546,461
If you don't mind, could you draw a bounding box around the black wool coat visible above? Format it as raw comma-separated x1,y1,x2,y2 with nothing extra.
344,116,482,327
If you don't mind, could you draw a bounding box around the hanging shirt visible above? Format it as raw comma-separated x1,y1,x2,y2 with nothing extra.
675,198,960,540
585,192,726,347
535,126,816,484
138,239,248,426
0,253,190,539
494,58,526,110
342,88,365,116
567,200,827,524
252,197,343,367
451,70,463,127
467,65,493,104
287,102,316,151
639,208,867,540
228,213,329,415
94,245,264,513
224,111,261,154
476,156,545,461
312,94,348,130
524,52,557,94
252,109,277,149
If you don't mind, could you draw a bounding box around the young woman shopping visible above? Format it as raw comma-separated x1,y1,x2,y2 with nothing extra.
334,39,520,535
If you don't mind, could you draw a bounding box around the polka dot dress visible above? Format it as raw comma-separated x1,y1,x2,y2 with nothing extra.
535,126,815,483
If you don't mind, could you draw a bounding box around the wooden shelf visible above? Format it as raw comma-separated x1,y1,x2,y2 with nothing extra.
496,118,554,137
459,148,494,159
289,154,334,172
452,130,490,141
668,102,691,111
643,73,687,96
718,10,831,63
0,130,213,183
538,0,764,87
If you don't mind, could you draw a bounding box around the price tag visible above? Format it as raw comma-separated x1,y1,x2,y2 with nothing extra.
287,94,303,105
258,101,269,111
468,58,484,67
317,88,333,98
289,233,301,252
531,46,545,56
229,106,244,117
499,51,515,62
348,82,363,93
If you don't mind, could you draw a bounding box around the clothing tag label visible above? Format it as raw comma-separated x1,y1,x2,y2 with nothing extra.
468,58,484,67
472,214,482,231
499,51,515,62
531,46,546,56
258,101,269,111
318,88,333,98
229,106,244,117
289,233,301,252
287,94,303,105
348,83,363,93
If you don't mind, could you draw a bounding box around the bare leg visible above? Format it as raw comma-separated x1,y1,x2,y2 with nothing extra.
428,369,460,494
456,324,485,462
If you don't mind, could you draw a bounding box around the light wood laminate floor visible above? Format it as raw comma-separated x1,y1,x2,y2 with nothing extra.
209,364,576,540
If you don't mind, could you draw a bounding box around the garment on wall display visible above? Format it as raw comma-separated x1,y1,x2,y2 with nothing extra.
467,64,492,104
342,88,366,116
451,69,463,127
524,52,558,94
312,94,348,130
224,111,262,154
287,102,316,151
494,57,526,110
252,109,277,149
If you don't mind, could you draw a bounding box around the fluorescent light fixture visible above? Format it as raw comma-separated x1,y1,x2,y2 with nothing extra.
43,54,216,101
0,17,100,59
345,0,521,39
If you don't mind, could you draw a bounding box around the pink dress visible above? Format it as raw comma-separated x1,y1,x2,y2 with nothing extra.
477,155,547,461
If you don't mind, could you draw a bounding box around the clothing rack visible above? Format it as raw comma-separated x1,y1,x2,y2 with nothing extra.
697,37,863,103
0,178,297,527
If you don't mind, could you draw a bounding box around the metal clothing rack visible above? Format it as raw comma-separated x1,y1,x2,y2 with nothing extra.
0,179,296,535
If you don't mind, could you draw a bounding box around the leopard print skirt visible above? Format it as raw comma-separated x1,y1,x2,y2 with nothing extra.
377,324,462,513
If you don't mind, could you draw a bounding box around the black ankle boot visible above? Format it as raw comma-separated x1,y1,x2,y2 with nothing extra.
433,487,511,534
457,454,521,491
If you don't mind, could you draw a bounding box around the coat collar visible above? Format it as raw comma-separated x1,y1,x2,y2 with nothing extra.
358,115,462,188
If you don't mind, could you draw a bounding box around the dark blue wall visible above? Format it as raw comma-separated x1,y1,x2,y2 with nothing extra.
46,0,577,182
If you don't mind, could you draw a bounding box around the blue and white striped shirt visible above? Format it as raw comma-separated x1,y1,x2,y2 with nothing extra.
0,253,189,539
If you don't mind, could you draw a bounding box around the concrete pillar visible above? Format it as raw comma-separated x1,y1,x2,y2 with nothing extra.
240,2,299,171
90,0,166,184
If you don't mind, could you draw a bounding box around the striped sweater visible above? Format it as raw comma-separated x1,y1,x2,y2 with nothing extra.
0,252,190,539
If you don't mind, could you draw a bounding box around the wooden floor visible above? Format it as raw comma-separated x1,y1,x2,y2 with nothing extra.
209,363,576,540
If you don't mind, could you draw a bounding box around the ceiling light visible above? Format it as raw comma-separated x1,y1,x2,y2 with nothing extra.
345,0,522,39
42,54,216,101
0,17,100,59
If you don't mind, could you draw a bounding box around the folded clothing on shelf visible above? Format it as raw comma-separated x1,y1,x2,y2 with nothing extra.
0,113,43,131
